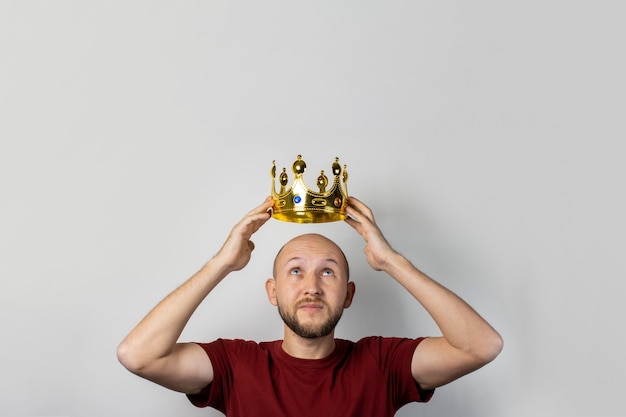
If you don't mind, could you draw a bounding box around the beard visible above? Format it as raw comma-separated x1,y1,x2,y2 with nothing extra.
277,299,344,339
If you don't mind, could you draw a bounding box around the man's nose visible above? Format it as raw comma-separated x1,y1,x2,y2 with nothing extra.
303,273,322,296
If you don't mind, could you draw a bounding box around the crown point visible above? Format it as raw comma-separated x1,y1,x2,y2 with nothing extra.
279,167,289,194
332,158,341,176
280,168,288,185
293,155,306,175
317,170,328,193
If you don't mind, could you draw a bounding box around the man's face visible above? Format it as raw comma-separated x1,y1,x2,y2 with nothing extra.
266,234,355,339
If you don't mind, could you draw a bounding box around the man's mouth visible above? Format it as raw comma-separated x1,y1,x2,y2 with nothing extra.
297,299,325,312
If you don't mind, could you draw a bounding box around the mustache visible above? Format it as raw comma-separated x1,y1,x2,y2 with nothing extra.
296,298,327,308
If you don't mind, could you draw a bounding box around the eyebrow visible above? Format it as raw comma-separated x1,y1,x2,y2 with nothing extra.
284,257,341,266
273,245,350,279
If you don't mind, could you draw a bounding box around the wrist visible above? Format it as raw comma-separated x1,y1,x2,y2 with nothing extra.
381,251,412,275
201,255,233,283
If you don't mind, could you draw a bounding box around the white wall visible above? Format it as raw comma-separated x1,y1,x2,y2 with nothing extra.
1,2,624,416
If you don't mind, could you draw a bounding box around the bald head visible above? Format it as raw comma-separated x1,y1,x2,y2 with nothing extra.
272,234,350,280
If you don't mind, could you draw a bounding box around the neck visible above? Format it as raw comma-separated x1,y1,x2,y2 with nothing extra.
281,328,336,359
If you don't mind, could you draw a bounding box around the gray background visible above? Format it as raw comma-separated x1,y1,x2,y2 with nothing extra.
1,1,624,416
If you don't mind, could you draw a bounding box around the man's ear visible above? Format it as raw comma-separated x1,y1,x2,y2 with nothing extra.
265,278,277,306
344,281,356,308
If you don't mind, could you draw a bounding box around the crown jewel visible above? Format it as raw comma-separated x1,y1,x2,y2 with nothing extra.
270,155,348,223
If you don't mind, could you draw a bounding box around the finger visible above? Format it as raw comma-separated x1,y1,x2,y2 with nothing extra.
347,196,366,208
246,196,275,216
241,212,272,236
345,204,374,226
344,208,367,236
344,205,361,223
232,208,272,240
347,197,376,223
344,219,363,236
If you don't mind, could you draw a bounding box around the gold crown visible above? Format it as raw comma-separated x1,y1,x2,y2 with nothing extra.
270,155,348,223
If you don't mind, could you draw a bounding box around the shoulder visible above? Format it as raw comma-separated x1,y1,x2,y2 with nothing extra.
197,339,277,359
194,339,281,377
353,336,426,350
348,336,426,364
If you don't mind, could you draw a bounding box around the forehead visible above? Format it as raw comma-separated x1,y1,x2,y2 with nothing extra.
274,234,348,272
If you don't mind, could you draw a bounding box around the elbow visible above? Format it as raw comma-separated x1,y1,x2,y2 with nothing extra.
116,339,148,375
478,331,504,365
461,329,503,367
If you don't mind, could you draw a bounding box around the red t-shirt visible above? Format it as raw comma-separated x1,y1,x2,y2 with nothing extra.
187,336,434,417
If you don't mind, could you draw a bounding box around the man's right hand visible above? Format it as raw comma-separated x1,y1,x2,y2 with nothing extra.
214,196,274,273
117,196,275,394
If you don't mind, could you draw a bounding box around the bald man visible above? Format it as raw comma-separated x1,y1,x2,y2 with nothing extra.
118,196,502,416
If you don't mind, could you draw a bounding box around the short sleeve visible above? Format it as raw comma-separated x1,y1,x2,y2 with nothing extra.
359,336,435,407
185,339,239,412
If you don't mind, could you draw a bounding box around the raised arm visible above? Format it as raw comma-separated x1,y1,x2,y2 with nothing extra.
116,197,274,394
344,197,503,391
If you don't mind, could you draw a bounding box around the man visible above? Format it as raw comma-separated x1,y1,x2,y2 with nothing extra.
117,196,503,416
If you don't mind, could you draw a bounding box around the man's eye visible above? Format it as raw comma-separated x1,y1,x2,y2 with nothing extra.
290,268,301,275
322,269,334,276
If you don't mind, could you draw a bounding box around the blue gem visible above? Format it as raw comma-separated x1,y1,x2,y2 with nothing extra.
294,195,302,204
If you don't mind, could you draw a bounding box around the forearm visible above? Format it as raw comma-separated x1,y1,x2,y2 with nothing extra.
117,256,230,371
384,252,502,361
